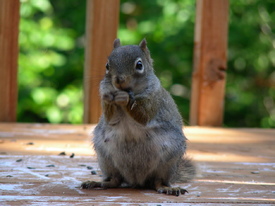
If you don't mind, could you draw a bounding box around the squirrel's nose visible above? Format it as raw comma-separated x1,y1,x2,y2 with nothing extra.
115,76,125,84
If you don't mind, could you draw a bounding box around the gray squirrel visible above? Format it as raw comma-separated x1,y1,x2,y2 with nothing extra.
81,39,195,196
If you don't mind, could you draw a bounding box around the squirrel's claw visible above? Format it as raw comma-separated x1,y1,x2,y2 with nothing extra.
81,178,122,190
157,186,188,196
81,181,102,189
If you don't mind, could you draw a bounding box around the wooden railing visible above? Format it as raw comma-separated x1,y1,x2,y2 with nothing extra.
190,0,229,126
0,0,229,126
0,0,20,122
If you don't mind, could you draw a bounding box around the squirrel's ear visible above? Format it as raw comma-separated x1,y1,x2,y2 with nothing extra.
113,38,121,49
139,38,147,51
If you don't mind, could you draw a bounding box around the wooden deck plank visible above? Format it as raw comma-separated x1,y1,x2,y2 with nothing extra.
0,124,274,205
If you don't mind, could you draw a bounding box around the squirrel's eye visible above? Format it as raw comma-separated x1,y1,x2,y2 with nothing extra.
105,62,110,73
135,60,143,71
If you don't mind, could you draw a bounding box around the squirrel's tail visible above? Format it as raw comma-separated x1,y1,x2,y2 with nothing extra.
171,156,196,183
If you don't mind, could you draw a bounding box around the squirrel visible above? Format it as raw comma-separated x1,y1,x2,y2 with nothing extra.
81,39,195,196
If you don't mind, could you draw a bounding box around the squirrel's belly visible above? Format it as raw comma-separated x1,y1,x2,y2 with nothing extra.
111,140,159,186
103,121,160,186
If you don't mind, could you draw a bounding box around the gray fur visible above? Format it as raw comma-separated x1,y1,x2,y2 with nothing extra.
81,39,195,196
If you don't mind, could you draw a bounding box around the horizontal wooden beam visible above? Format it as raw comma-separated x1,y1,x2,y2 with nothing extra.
190,0,229,126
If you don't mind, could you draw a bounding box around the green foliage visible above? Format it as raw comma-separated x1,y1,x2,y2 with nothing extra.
119,0,195,125
226,0,275,127
18,0,85,123
18,0,275,127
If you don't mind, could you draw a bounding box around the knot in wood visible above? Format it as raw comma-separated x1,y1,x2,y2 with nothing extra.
205,58,226,83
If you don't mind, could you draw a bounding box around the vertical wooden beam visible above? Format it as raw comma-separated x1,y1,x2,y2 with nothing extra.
190,0,229,126
0,0,20,122
84,0,120,124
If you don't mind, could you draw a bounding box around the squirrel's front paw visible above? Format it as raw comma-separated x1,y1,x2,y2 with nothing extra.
114,91,129,106
102,93,114,103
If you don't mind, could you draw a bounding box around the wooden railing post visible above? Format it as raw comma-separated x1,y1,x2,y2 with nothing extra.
83,0,120,124
190,0,229,126
0,0,20,122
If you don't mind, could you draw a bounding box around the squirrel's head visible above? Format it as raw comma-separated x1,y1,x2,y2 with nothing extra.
105,39,154,93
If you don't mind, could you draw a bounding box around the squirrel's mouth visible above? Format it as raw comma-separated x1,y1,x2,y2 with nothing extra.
116,85,131,92
112,75,131,91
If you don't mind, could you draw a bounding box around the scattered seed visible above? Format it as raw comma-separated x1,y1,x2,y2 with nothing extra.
59,152,66,156
16,159,23,162
46,164,55,167
70,153,75,158
26,142,34,145
27,167,36,169
87,166,93,170
91,171,97,175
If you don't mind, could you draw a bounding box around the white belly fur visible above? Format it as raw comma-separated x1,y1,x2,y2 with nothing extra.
102,115,160,185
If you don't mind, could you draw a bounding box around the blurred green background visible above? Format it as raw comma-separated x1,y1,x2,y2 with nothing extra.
18,0,275,127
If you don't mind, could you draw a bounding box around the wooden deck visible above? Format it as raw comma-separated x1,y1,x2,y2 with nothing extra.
0,123,274,205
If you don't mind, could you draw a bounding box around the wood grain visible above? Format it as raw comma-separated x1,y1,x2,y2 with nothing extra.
83,0,120,123
0,0,20,122
190,0,229,126
0,123,274,204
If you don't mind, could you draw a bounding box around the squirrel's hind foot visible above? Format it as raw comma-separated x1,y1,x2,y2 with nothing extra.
81,181,104,190
81,178,121,190
157,186,188,196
